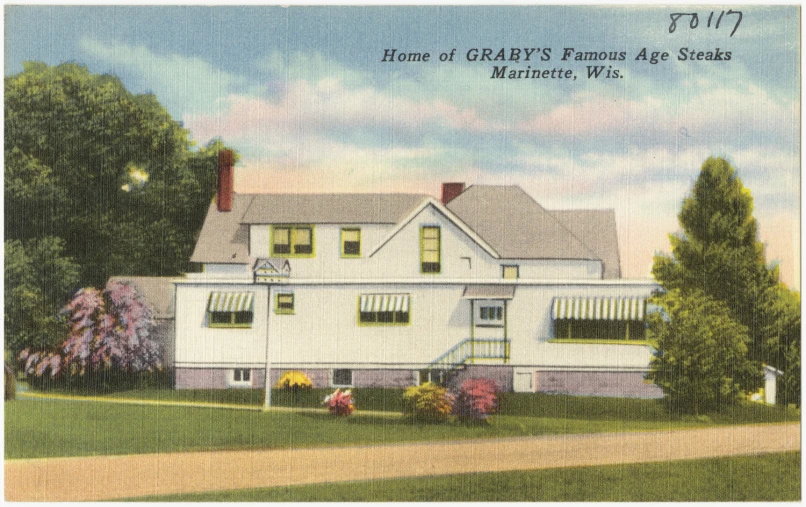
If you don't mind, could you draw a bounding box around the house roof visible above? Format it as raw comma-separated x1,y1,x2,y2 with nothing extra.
107,276,174,319
368,197,500,259
550,209,621,279
241,193,428,224
446,185,600,262
190,194,253,264
189,185,623,278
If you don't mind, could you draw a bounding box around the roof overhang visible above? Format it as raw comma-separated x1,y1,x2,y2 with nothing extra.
462,284,516,300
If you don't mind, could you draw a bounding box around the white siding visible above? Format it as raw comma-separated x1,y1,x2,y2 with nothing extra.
506,284,657,370
174,283,268,367
267,284,469,367
175,277,657,372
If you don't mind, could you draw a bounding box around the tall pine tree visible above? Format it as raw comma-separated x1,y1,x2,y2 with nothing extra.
653,157,781,365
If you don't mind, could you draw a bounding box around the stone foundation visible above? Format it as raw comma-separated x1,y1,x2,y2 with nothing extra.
175,366,663,398
535,370,663,398
447,364,513,392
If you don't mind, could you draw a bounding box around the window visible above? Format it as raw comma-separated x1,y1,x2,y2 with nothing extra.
275,293,295,314
554,320,646,341
341,228,361,257
420,226,441,273
551,297,647,341
272,225,315,257
479,306,503,321
358,294,411,325
230,368,251,386
207,292,254,328
333,369,353,387
502,265,519,279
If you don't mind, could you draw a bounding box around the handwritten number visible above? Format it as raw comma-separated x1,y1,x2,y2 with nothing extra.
669,10,742,37
726,10,742,37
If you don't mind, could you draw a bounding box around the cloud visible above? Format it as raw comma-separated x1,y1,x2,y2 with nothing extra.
79,37,246,116
184,75,497,146
515,82,796,148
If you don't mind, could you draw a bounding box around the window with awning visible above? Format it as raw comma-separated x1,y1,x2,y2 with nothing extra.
208,292,254,328
552,297,647,341
359,294,410,325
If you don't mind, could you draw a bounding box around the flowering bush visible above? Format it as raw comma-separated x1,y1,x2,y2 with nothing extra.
275,370,313,390
19,281,161,385
403,382,455,423
323,388,355,416
452,378,498,421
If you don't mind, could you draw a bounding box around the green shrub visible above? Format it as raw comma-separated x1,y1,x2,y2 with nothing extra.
402,382,454,423
274,370,313,391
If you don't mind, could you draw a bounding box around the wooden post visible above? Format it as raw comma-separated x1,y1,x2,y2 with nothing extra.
470,299,476,364
503,299,509,362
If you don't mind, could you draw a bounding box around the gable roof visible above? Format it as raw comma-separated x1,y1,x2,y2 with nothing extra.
446,185,600,261
551,209,621,279
107,276,174,319
190,194,253,264
368,197,500,259
241,193,428,224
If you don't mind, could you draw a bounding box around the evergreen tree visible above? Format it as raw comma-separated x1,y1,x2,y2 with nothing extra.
652,157,779,364
646,289,761,415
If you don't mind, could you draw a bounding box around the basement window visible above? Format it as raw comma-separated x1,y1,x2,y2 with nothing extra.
332,369,353,387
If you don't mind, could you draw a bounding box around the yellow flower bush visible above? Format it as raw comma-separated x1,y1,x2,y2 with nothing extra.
274,370,313,390
402,382,454,423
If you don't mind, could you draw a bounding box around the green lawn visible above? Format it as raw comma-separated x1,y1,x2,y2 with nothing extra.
130,452,801,501
26,385,802,426
5,391,799,459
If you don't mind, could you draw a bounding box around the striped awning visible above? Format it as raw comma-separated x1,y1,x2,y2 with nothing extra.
552,297,646,321
360,294,410,312
208,292,254,312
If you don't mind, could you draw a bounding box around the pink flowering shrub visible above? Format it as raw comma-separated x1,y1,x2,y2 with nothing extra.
19,281,161,386
323,388,355,416
452,378,498,421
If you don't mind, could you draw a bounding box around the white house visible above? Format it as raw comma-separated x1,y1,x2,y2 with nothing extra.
172,151,662,397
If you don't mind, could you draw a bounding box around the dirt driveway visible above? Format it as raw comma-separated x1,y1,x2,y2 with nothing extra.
5,422,799,501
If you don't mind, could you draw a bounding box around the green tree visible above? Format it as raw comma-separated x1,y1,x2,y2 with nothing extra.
652,157,779,364
4,237,80,358
760,284,800,406
5,62,228,287
646,289,761,415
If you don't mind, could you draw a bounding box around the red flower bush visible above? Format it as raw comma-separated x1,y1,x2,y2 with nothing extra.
323,388,355,416
452,378,498,421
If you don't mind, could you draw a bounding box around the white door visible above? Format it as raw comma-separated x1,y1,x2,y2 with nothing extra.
513,371,534,393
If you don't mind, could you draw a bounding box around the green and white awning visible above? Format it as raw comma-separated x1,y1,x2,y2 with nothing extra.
552,297,646,321
360,294,410,313
208,292,254,312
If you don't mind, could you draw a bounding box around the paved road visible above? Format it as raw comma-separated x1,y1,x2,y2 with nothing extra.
5,423,800,501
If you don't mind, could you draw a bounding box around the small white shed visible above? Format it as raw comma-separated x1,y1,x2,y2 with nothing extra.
763,365,784,405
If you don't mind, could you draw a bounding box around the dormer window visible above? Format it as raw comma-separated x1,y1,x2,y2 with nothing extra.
272,225,315,257
341,228,361,257
420,226,441,273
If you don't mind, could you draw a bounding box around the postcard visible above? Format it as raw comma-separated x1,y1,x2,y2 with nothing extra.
4,5,800,502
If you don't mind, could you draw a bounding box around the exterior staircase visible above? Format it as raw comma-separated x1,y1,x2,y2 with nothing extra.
423,338,509,384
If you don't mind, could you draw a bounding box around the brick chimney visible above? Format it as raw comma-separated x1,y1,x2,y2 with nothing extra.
217,150,234,212
441,182,465,204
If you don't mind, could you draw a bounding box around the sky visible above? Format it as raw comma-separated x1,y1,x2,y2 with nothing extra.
5,5,800,287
